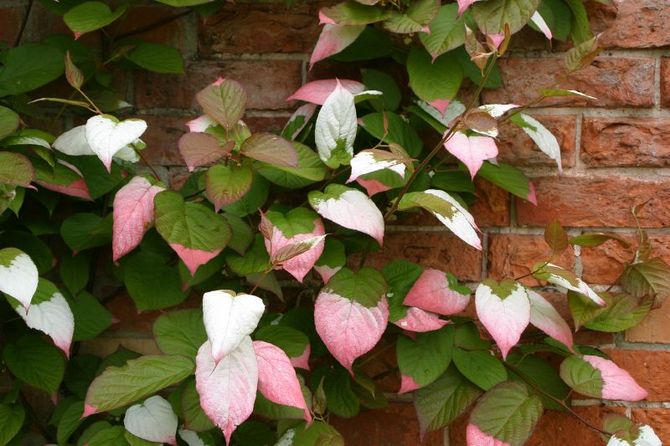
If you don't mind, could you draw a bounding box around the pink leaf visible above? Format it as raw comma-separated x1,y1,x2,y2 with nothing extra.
314,265,342,284
318,9,337,25
356,177,392,196
113,177,164,262
530,11,553,40
290,344,311,370
444,131,498,179
170,243,222,276
287,79,365,105
393,307,449,333
36,177,92,201
527,181,537,205
487,33,506,50
178,132,231,172
314,292,389,373
527,290,573,349
404,269,471,316
475,282,530,359
284,103,317,140
310,24,366,69
582,355,647,401
195,339,258,444
186,115,216,133
252,340,312,422
399,374,421,394
429,99,450,115
466,423,510,446
457,0,480,15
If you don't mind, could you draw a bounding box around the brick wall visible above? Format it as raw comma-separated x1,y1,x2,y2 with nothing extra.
4,0,670,444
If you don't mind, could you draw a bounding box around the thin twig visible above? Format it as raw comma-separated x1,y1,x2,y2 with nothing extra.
13,0,33,47
115,9,194,41
136,149,162,181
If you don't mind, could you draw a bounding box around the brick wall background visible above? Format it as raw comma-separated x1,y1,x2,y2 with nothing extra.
4,0,670,444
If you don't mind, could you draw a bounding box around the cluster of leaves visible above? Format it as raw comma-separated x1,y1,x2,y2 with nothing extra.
0,0,667,445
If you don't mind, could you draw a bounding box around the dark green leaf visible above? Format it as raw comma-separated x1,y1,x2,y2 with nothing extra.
126,42,184,74
153,309,207,357
61,213,112,252
121,251,188,311
397,326,454,387
453,348,507,390
3,333,65,394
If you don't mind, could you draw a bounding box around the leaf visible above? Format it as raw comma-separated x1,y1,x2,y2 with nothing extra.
475,280,530,358
84,355,194,415
61,213,112,252
178,132,230,172
0,105,19,139
453,349,507,390
153,309,207,358
309,184,384,245
312,365,359,418
195,338,258,444
563,0,593,43
195,78,247,130
202,289,265,363
397,189,481,250
540,88,597,101
122,251,188,311
467,382,543,446
585,294,652,332
59,252,89,295
404,269,470,316
287,79,365,105
70,291,113,341
471,0,541,34
64,51,84,89
527,290,573,348
325,267,387,307
361,69,401,111
0,403,25,446
569,232,630,248
255,325,310,369
154,191,232,275
384,0,440,34
347,148,408,185
310,24,366,68
544,219,568,253
86,426,129,446
419,4,466,59
621,258,670,307
0,152,33,188
181,380,214,432
126,42,184,74
534,263,605,306
85,115,147,171
560,355,647,401
63,1,127,34
394,307,449,333
413,366,482,434
3,333,65,394
314,81,357,168
407,48,463,113
565,34,600,72
510,113,562,172
445,131,498,179
205,164,253,212
478,161,536,203
506,352,570,411
319,2,390,25
0,247,38,308
240,133,298,168
124,396,178,445
396,327,454,391
359,112,424,157
0,43,64,97
315,238,347,283
113,177,165,262
253,341,311,421
256,141,328,189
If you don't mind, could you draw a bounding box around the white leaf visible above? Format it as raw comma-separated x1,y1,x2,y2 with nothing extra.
635,425,662,446
53,126,94,156
15,287,74,356
314,82,357,168
202,289,265,363
514,113,562,172
477,103,519,118
347,150,406,183
124,395,178,445
425,189,481,250
179,429,208,446
0,248,38,308
531,11,553,40
543,263,605,306
85,115,147,171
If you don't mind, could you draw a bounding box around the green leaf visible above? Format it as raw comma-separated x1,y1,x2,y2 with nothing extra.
255,325,310,358
384,0,440,34
455,47,503,89
564,34,600,72
477,162,534,202
397,326,454,387
0,43,64,97
506,352,570,411
453,349,507,390
544,219,568,253
153,309,207,357
225,234,271,275
85,355,194,413
0,106,19,139
382,259,423,321
361,69,401,111
414,366,482,433
326,267,387,308
585,293,653,332
154,0,217,5
360,112,423,157
0,403,24,446
1,128,55,149
621,258,670,307
537,0,571,41
320,1,390,25
469,381,543,446
256,142,327,189
472,0,541,34
568,290,603,330
563,0,592,43
290,421,344,446
71,291,113,341
0,231,53,274
569,232,630,248
222,213,253,255
126,42,184,74
205,163,253,211
59,252,90,295
221,174,270,217
181,380,214,431
407,47,463,104
67,156,124,199
331,26,393,62
454,322,491,350
0,153,33,187
57,400,84,445
195,79,247,130
419,4,466,59
121,251,188,311
559,355,603,398
311,365,359,418
254,391,305,420
63,2,127,34
316,238,347,269
86,426,129,446
3,333,65,394
60,213,112,252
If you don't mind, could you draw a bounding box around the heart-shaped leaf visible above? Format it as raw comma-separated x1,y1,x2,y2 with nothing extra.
560,355,647,401
124,396,178,445
195,78,247,130
404,269,471,316
85,115,147,171
0,153,33,187
178,132,231,172
205,164,253,212
444,131,498,178
0,248,38,308
241,133,298,168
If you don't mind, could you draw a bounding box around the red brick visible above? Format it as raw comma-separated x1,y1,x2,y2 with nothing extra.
482,57,655,108
627,295,670,344
497,114,576,168
632,409,670,444
134,60,303,111
516,176,670,228
199,2,322,55
332,403,443,446
0,7,22,45
487,234,575,287
140,115,190,166
662,58,670,108
604,349,670,401
470,180,510,227
581,118,670,167
245,115,291,134
588,0,670,49
364,232,483,282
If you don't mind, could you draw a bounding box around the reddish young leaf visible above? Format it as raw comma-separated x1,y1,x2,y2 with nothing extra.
287,79,365,105
241,133,299,168
404,269,471,316
178,132,230,172
310,24,366,69
544,219,568,253
195,78,247,130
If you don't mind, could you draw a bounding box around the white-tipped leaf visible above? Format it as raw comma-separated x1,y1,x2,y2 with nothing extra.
314,81,357,168
511,113,562,172
536,263,605,306
124,395,178,445
347,149,408,184
0,248,38,308
527,289,573,349
85,115,147,171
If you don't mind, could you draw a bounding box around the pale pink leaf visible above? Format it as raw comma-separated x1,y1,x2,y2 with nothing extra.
186,115,216,133
252,340,312,422
399,373,421,394
531,11,553,40
287,79,365,105
15,290,74,357
475,282,530,359
314,265,342,284
393,307,449,332
527,290,573,349
113,177,164,262
582,355,648,401
314,292,389,373
195,338,257,444
429,98,450,115
283,103,317,140
487,33,505,50
290,344,311,370
466,423,509,446
170,243,222,277
310,24,366,69
404,269,471,316
457,0,481,15
444,131,498,179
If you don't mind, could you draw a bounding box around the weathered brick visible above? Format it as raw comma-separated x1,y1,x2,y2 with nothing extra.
632,409,670,444
245,115,291,134
661,57,670,108
582,117,670,167
199,2,321,55
135,60,303,111
487,234,575,287
140,115,190,166
497,114,576,168
482,57,655,108
331,403,443,446
0,7,22,45
516,176,670,228
627,296,670,344
364,232,483,282
588,0,670,49
604,349,670,401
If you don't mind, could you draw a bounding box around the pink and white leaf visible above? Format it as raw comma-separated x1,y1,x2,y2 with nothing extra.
85,116,147,172
543,263,605,306
531,11,553,40
475,281,530,359
310,24,366,69
283,103,317,140
583,355,647,401
36,160,92,201
113,177,164,262
0,249,38,309
347,150,407,184
466,424,509,446
314,292,389,373
252,340,312,422
393,307,449,332
123,395,178,445
527,289,573,349
15,291,74,356
287,79,365,105
195,338,258,444
186,115,216,133
356,178,392,197
314,265,342,284
404,269,471,316
202,289,265,363
444,131,498,179
513,113,562,172
170,244,222,277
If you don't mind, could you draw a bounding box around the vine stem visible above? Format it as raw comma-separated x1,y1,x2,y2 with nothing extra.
114,9,194,41
13,0,33,47
136,149,162,181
